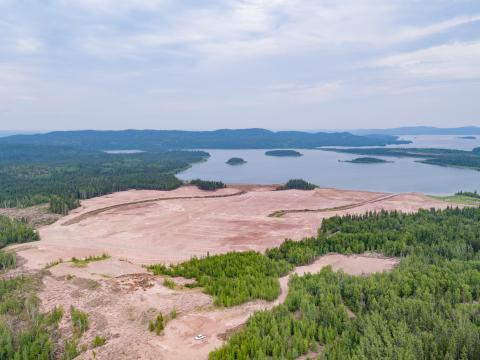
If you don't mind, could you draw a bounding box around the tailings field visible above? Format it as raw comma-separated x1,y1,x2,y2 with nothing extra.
8,185,451,360
13,185,448,269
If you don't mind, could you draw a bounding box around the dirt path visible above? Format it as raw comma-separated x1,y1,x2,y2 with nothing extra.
62,189,247,226
269,193,399,217
150,254,399,360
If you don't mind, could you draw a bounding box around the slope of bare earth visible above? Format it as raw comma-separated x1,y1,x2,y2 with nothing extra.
38,254,398,360
9,185,447,359
11,185,448,270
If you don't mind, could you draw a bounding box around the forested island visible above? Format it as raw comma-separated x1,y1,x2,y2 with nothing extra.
459,136,477,140
343,157,391,164
226,157,247,165
265,150,303,157
324,147,480,171
0,129,409,150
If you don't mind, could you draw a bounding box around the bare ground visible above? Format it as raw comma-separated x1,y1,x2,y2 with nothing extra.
39,254,398,360
9,185,448,359
10,186,448,270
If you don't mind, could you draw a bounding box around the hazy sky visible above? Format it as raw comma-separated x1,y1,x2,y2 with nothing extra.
1,0,480,131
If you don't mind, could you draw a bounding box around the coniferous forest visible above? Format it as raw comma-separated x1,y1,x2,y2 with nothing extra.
0,144,209,214
209,207,480,359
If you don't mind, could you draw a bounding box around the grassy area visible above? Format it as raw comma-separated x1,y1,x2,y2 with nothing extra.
430,194,480,206
0,274,64,359
71,253,110,267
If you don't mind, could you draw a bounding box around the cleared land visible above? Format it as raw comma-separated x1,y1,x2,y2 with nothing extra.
9,185,449,359
38,253,398,360
13,185,447,270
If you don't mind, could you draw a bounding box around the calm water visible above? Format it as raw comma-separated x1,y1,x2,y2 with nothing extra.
178,136,480,195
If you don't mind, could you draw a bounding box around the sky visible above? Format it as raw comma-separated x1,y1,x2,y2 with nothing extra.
1,0,480,131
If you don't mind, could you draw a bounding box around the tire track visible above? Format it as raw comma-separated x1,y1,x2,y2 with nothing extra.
268,193,399,217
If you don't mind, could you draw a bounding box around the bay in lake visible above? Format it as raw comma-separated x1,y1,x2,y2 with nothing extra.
178,136,480,195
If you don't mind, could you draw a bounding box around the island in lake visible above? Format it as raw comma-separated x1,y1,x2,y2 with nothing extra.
343,157,392,164
265,150,303,157
226,157,247,165
459,136,477,140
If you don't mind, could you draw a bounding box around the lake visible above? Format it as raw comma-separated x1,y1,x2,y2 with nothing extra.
178,136,480,195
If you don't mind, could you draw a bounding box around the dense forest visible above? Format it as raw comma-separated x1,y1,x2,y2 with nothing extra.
325,147,480,171
210,207,480,359
281,179,317,190
148,251,291,306
0,129,409,151
0,144,209,214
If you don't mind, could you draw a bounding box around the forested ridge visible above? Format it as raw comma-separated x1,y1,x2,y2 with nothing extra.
0,129,408,150
207,207,480,359
0,144,209,214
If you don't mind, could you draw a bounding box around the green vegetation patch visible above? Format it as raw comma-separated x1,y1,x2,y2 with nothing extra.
190,179,226,191
226,157,247,165
92,335,106,348
431,190,480,206
0,215,39,271
0,275,63,359
70,306,89,336
212,207,480,359
265,150,303,157
71,253,110,267
148,251,292,307
0,215,39,249
281,179,317,190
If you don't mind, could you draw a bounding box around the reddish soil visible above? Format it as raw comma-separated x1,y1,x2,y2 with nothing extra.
11,186,447,270
8,185,448,359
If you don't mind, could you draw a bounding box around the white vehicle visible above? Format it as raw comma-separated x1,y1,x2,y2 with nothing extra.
194,334,206,341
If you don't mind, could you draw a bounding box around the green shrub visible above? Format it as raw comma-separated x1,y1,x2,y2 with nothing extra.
92,335,106,348
70,306,89,336
149,313,165,335
163,278,176,289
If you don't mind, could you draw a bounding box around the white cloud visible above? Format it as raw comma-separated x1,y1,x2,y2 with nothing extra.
14,37,43,53
61,0,167,14
68,0,480,65
372,41,480,80
395,15,480,42
266,82,342,103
